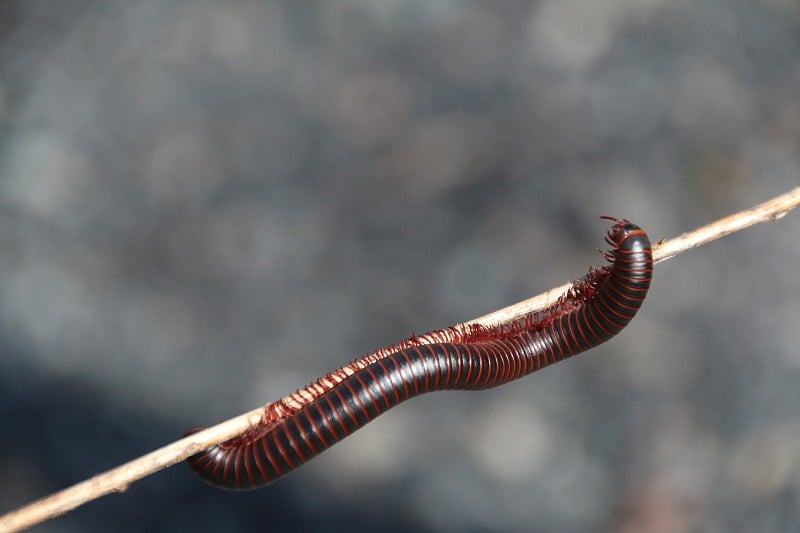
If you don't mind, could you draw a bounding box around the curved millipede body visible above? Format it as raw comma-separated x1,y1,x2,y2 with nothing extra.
185,219,652,489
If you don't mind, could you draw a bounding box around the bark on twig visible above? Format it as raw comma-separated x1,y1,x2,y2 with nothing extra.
2,186,799,533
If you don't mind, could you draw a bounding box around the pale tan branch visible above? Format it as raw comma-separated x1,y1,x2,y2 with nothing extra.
1,186,799,533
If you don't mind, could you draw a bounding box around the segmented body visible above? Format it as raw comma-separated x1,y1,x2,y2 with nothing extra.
185,220,652,489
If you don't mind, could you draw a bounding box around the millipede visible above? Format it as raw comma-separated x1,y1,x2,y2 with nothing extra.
184,218,653,490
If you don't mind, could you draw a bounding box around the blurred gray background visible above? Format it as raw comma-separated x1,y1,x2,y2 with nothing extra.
1,1,799,532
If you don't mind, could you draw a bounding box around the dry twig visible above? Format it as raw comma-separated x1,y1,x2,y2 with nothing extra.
1,186,799,533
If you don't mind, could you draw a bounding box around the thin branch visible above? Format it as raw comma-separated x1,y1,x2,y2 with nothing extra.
2,186,799,533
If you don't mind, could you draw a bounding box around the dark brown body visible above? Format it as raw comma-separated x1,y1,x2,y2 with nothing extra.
186,220,652,490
